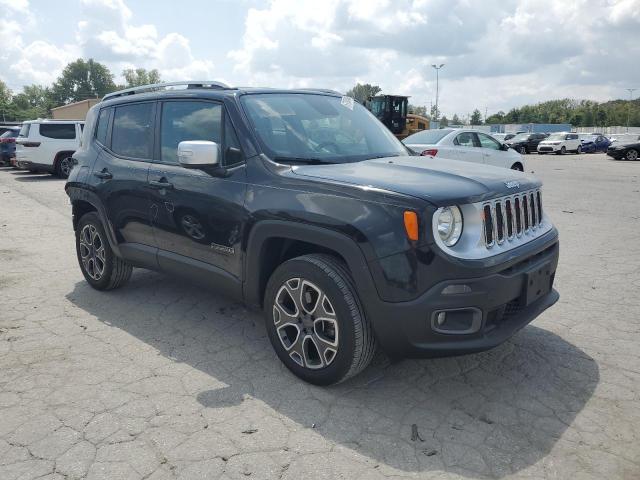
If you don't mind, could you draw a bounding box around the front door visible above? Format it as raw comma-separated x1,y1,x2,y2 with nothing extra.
476,132,505,167
148,100,247,282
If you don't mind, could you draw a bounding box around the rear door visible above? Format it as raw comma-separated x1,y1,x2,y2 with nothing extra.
148,99,247,285
477,132,507,167
91,102,156,257
452,131,483,163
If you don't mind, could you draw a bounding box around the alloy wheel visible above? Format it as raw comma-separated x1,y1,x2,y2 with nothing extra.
181,215,205,240
627,149,638,161
79,224,106,281
273,278,339,369
60,157,73,177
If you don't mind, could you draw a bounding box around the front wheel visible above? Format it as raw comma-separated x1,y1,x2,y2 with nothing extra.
626,149,638,161
76,212,132,290
518,146,527,154
576,145,582,154
559,146,567,155
56,156,73,178
264,254,376,385
510,162,524,171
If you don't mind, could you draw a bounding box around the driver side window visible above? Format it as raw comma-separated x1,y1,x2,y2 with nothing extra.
478,133,501,150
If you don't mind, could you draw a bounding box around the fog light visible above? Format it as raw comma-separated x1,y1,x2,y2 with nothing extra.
442,284,472,295
431,308,482,335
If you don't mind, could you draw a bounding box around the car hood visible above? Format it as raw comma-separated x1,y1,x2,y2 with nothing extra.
291,156,540,206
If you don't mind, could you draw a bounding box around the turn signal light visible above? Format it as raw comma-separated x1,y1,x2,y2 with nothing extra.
420,149,438,156
403,211,419,241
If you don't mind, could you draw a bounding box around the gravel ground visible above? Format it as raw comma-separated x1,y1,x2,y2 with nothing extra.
0,153,639,480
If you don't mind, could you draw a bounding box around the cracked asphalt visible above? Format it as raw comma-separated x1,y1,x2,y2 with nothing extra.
0,153,639,480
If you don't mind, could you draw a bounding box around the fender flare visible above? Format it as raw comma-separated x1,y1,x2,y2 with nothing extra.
243,220,380,309
66,185,122,258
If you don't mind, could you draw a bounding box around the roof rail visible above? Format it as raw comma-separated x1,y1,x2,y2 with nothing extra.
298,88,343,95
102,81,231,101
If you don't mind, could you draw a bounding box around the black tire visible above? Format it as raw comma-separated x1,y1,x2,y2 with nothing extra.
626,149,638,161
576,145,582,154
559,146,566,155
56,156,73,179
518,146,527,154
510,162,524,172
264,254,376,385
76,212,132,290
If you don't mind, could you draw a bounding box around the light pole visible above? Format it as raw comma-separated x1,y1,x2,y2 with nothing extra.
627,88,636,133
431,63,444,124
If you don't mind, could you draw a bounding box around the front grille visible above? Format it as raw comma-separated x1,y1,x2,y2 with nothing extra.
482,189,544,249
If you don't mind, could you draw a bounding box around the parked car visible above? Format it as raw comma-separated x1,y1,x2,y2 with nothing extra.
0,126,20,166
506,133,549,154
609,134,640,146
578,134,611,153
537,132,582,154
402,128,525,170
607,141,640,161
491,133,508,142
66,81,559,385
15,119,84,178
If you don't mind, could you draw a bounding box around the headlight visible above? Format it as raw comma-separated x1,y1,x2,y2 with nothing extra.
436,206,463,246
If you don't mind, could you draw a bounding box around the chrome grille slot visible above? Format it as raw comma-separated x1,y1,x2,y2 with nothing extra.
505,199,514,239
482,189,544,248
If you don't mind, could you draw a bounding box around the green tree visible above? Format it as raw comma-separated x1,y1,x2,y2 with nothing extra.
345,83,381,104
0,80,14,122
451,113,461,125
122,68,161,87
470,109,482,125
440,116,449,127
51,58,117,106
11,85,54,120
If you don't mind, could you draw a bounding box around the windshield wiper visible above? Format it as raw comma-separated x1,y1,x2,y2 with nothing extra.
273,156,336,165
364,153,404,160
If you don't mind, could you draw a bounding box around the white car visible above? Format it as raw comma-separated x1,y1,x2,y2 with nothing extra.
15,119,84,178
402,128,525,171
536,132,581,155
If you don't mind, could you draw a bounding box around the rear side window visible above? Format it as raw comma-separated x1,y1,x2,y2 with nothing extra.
95,108,111,145
39,123,76,139
19,124,31,138
455,132,475,147
111,103,154,159
160,101,222,164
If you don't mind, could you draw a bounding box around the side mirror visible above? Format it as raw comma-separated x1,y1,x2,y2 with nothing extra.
501,143,510,151
178,140,220,168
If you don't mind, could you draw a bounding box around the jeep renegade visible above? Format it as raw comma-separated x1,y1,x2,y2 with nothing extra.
65,81,559,385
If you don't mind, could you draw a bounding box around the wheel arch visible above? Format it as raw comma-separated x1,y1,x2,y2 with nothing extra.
244,221,379,309
53,150,76,169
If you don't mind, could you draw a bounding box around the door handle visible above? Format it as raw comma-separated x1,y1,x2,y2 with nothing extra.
94,169,112,180
149,179,174,189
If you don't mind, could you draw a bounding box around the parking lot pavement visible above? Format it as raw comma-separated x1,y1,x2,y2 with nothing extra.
0,154,639,480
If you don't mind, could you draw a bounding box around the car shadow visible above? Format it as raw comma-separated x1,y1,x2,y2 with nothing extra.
13,173,61,182
66,271,598,478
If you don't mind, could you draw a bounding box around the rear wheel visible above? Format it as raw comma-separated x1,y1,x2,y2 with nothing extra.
518,146,527,154
76,212,132,290
510,162,524,171
264,254,376,385
626,149,638,161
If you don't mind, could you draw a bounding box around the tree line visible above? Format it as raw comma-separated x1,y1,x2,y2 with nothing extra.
0,58,161,122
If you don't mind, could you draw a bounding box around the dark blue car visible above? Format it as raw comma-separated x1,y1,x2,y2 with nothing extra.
580,134,611,153
0,127,20,165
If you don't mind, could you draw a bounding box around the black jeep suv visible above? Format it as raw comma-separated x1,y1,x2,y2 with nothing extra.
506,133,549,154
65,81,559,385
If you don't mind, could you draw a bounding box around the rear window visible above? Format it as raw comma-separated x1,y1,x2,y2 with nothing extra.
403,129,452,144
0,129,19,139
39,123,76,139
19,124,31,138
111,103,154,159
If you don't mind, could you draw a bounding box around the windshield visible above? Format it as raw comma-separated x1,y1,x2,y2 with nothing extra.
241,93,408,164
509,133,529,142
547,133,566,141
403,129,452,144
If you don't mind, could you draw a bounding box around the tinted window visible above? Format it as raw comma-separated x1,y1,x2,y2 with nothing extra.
95,108,110,145
455,132,475,147
39,123,76,139
478,133,501,150
0,129,19,139
160,101,222,164
404,129,453,144
111,103,154,159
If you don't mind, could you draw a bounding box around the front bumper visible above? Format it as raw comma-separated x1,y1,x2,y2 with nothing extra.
366,234,559,358
607,150,624,159
537,145,559,152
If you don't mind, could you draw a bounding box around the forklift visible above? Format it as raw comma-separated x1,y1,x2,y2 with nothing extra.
367,95,429,139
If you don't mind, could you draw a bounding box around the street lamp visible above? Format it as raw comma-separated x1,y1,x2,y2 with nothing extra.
431,63,445,124
627,88,637,133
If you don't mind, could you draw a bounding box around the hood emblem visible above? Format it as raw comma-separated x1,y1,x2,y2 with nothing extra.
505,181,520,189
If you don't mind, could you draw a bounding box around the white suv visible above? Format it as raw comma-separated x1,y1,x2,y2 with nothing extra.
536,132,581,155
15,120,84,178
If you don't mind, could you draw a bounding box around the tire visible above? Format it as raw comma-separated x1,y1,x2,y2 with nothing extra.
576,145,582,154
559,146,566,155
518,146,527,154
510,162,524,171
56,156,73,179
264,254,376,385
75,212,132,290
626,149,638,161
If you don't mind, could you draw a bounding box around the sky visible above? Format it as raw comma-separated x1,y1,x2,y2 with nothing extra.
1,0,639,118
